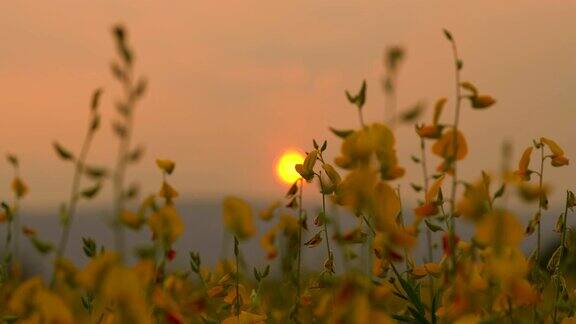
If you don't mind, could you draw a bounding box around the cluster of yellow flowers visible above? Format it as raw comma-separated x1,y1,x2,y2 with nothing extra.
1,26,576,324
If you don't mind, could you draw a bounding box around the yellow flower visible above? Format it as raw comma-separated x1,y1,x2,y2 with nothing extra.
456,179,490,221
279,213,299,236
517,182,549,202
101,266,152,324
34,289,74,324
156,159,176,174
333,167,378,213
416,97,446,139
513,146,533,181
475,211,523,248
541,137,569,167
12,177,29,198
147,205,184,245
158,181,179,201
8,277,74,324
258,200,280,221
414,174,445,218
260,227,278,259
454,314,481,324
222,311,267,324
411,262,441,278
295,150,317,182
432,129,468,161
120,209,143,229
334,123,404,180
372,181,401,232
222,196,256,240
77,252,120,290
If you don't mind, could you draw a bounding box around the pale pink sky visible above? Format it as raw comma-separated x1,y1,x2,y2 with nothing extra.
0,0,574,209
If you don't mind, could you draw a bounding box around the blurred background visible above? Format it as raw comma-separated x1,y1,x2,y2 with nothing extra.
0,0,575,274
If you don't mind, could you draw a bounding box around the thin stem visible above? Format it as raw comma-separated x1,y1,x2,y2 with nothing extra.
358,108,366,128
385,74,397,128
234,236,240,317
448,34,462,276
55,129,95,260
419,138,435,309
553,190,570,323
316,171,333,275
295,178,304,312
536,144,545,262
113,66,135,259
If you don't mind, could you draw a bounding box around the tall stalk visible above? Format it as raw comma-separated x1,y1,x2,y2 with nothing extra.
316,171,333,273
4,155,26,270
536,143,545,262
295,178,304,313
234,236,241,318
54,89,102,262
552,190,570,323
444,29,462,274
109,25,147,258
419,138,435,304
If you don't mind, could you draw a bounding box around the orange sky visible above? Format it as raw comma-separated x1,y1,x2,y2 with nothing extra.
0,0,574,210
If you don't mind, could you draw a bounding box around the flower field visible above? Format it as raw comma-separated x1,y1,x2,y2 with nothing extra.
0,25,575,324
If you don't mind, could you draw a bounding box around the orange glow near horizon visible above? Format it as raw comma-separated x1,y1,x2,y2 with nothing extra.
275,150,304,185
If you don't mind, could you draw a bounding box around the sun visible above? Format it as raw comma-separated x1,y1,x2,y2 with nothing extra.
276,150,305,185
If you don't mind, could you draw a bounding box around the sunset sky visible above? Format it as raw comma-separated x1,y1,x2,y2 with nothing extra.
0,0,574,211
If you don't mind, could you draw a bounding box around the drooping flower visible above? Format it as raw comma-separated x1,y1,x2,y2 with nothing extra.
295,150,318,182
416,97,446,139
475,211,523,248
513,146,533,181
258,201,281,221
414,174,445,218
432,129,468,161
259,227,278,259
222,196,256,240
541,137,569,167
148,204,185,245
334,123,404,180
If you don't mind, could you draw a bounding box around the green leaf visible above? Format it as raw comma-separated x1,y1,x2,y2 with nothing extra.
53,142,74,161
128,145,145,163
410,183,422,192
81,182,102,199
568,190,576,208
133,78,147,98
84,166,108,179
6,154,18,168
112,121,127,138
493,184,506,200
82,237,97,258
345,80,367,109
30,237,53,255
90,114,101,132
442,29,453,41
90,88,103,111
400,102,425,123
2,315,19,324
329,127,354,139
425,219,444,232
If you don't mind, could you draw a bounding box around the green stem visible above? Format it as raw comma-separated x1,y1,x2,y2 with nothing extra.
318,173,332,267
536,144,545,262
295,178,304,312
234,236,240,317
113,66,135,259
553,190,570,323
447,34,462,277
55,129,95,260
419,138,435,309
